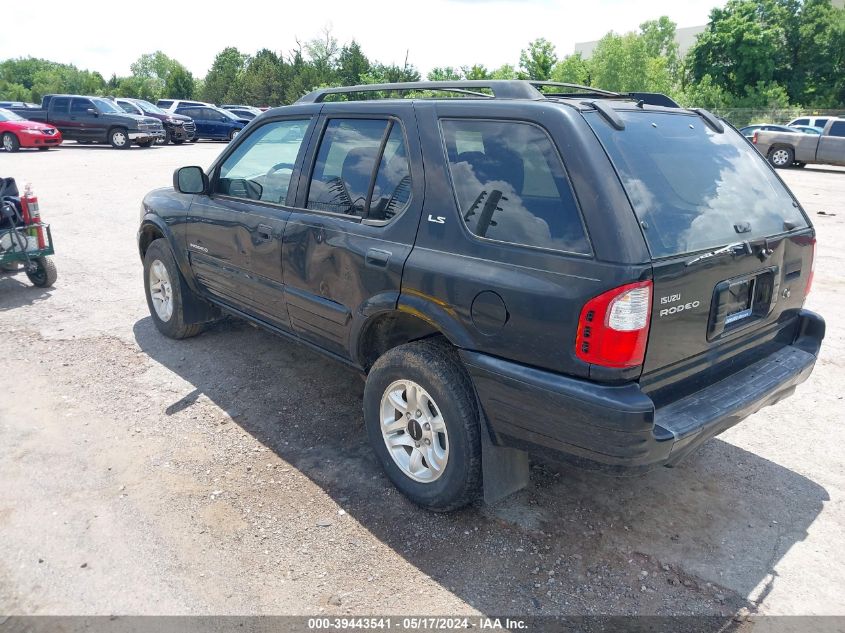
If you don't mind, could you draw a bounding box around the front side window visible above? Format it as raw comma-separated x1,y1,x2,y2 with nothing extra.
441,119,590,254
307,118,413,219
216,119,310,205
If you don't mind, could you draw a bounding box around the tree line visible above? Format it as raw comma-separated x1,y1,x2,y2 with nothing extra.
2,0,843,115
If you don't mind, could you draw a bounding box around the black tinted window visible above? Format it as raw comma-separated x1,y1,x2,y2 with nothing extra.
815,118,830,128
441,119,590,254
117,101,138,114
52,97,70,114
216,119,310,204
792,119,809,126
829,121,845,137
588,111,808,258
158,100,173,108
70,98,93,114
307,119,389,217
368,124,411,221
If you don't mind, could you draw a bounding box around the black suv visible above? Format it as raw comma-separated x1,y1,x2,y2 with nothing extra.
137,81,824,511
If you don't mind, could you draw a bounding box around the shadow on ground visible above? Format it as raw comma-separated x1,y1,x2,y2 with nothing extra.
132,316,828,619
0,273,54,311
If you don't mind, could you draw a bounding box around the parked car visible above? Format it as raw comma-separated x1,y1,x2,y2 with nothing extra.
156,99,212,113
173,105,247,141
738,123,793,140
114,98,196,144
788,116,835,129
791,125,824,135
221,105,263,120
0,108,63,152
7,95,164,148
754,117,845,168
138,80,823,511
0,101,40,110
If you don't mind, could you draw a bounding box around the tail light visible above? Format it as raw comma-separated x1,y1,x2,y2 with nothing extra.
752,132,758,144
805,238,816,296
575,280,653,368
20,183,45,249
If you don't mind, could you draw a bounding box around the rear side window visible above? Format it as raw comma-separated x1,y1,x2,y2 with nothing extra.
829,121,845,137
588,111,808,258
52,97,70,114
158,100,173,109
440,119,590,254
306,118,412,220
216,119,310,204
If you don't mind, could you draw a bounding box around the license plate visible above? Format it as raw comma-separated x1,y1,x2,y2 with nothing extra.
724,278,755,325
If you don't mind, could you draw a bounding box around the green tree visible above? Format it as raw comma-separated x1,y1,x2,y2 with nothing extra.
239,49,284,106
462,64,490,80
489,64,518,80
427,66,463,81
337,41,370,86
203,47,247,103
518,38,558,80
551,53,590,85
164,65,195,99
305,27,339,85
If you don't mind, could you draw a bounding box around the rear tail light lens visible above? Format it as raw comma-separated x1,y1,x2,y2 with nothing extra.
576,280,653,368
752,132,758,144
805,238,816,296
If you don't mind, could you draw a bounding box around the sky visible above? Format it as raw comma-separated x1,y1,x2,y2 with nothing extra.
0,0,723,78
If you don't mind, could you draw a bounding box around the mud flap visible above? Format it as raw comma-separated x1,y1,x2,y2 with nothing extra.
481,413,529,505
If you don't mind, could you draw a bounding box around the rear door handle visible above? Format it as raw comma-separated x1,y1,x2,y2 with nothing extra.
366,248,391,268
256,224,273,242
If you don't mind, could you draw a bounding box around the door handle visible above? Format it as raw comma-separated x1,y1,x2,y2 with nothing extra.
366,248,391,268
256,224,273,242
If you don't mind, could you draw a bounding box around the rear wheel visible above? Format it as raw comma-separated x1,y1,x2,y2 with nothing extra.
109,127,131,149
143,239,203,339
228,129,239,141
363,339,482,512
768,147,794,168
2,132,20,153
26,256,57,287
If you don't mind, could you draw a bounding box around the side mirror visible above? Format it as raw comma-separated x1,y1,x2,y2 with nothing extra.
86,108,98,116
174,166,209,195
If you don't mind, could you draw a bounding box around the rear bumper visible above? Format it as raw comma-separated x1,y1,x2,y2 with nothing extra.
462,310,824,472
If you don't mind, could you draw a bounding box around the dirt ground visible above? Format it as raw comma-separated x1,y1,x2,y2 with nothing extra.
1,142,843,621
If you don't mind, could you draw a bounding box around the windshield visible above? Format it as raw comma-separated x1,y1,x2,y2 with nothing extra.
135,100,166,115
91,98,123,113
0,108,25,122
587,110,808,258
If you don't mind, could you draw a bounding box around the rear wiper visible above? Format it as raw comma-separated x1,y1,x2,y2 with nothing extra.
685,241,751,267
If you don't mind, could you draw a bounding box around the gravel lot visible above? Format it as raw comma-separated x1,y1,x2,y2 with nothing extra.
1,142,843,621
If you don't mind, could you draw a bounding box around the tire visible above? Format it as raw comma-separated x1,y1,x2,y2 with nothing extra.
363,339,482,512
38,147,50,151
228,129,238,141
157,130,172,145
2,132,20,153
137,139,154,148
109,127,131,149
768,146,794,168
143,239,203,339
26,256,57,287
793,162,806,168
172,138,185,145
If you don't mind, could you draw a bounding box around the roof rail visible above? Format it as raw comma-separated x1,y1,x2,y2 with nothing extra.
528,81,620,97
297,80,547,103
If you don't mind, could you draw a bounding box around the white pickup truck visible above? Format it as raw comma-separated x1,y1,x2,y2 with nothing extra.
754,118,845,168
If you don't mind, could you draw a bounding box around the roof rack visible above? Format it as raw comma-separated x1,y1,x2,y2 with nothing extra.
296,80,625,104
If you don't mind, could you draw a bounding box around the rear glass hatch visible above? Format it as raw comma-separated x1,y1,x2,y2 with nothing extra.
586,108,814,398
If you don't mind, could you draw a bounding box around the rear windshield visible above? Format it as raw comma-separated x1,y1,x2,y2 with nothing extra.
587,111,808,258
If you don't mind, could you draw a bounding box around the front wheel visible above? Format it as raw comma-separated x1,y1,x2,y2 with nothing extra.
157,130,172,145
143,239,203,339
2,132,20,153
768,147,794,168
137,139,154,148
26,256,58,287
109,127,131,149
363,339,482,511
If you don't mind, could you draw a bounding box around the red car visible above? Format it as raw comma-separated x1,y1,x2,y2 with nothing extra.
0,108,63,152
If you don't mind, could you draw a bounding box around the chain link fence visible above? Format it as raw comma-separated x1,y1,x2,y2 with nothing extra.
713,108,845,128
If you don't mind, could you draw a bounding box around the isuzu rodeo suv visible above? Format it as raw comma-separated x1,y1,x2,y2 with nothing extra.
137,81,824,511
